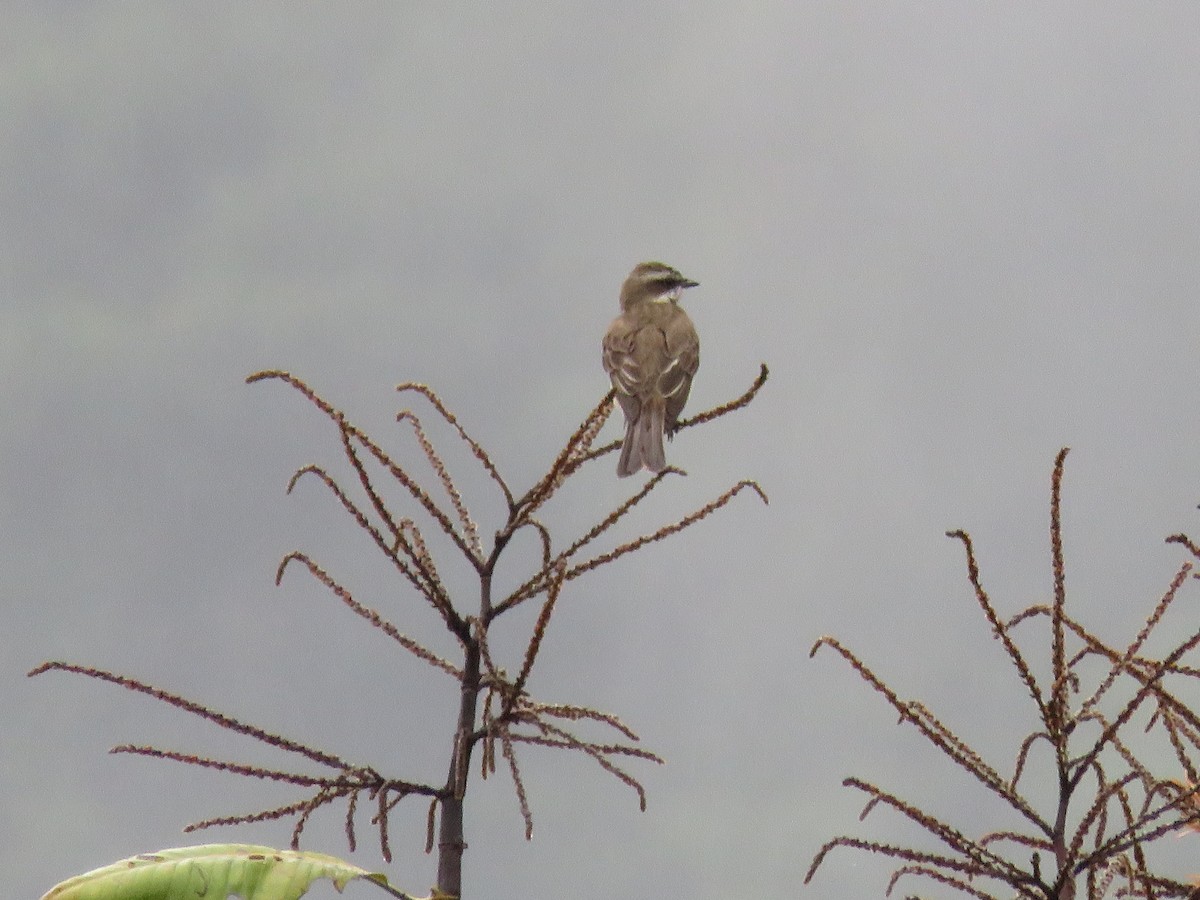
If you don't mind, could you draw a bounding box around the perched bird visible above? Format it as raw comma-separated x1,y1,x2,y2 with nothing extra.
602,261,701,476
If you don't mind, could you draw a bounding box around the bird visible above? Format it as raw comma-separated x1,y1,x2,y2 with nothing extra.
602,261,701,477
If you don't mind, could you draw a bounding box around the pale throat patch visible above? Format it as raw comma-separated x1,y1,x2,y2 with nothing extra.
651,287,682,303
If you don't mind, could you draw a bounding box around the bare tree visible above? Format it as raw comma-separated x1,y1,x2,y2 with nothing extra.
807,448,1200,899
30,365,768,899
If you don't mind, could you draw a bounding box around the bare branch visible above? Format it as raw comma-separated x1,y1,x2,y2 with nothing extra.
676,362,770,432
1068,603,1200,795
888,866,1012,900
286,463,458,631
581,364,770,467
809,637,1047,833
509,562,566,705
844,777,1028,882
513,391,616,520
249,370,481,566
555,479,767,591
946,529,1049,726
277,551,461,677
494,467,683,617
808,449,1200,898
29,662,351,769
1079,561,1192,720
1049,446,1071,737
499,729,533,840
397,410,483,559
44,367,767,895
396,380,514,507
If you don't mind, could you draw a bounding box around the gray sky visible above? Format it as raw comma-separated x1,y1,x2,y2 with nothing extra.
6,5,1200,899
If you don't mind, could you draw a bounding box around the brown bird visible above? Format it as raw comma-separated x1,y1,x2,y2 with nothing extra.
602,261,701,477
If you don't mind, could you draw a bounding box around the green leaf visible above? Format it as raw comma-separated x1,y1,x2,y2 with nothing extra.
39,843,427,900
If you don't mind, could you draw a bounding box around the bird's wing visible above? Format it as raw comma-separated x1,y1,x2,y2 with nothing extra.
603,316,647,392
659,307,700,426
602,314,644,417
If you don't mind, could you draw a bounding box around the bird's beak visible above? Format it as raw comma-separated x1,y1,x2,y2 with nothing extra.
681,279,699,289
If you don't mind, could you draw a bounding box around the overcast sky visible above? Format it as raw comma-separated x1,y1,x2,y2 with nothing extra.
7,5,1200,899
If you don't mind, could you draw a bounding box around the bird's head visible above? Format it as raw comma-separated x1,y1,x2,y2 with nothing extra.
620,261,699,310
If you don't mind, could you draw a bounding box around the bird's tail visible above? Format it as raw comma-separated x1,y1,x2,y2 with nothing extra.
617,402,667,477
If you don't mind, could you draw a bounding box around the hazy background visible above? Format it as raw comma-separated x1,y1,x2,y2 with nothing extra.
6,5,1200,898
